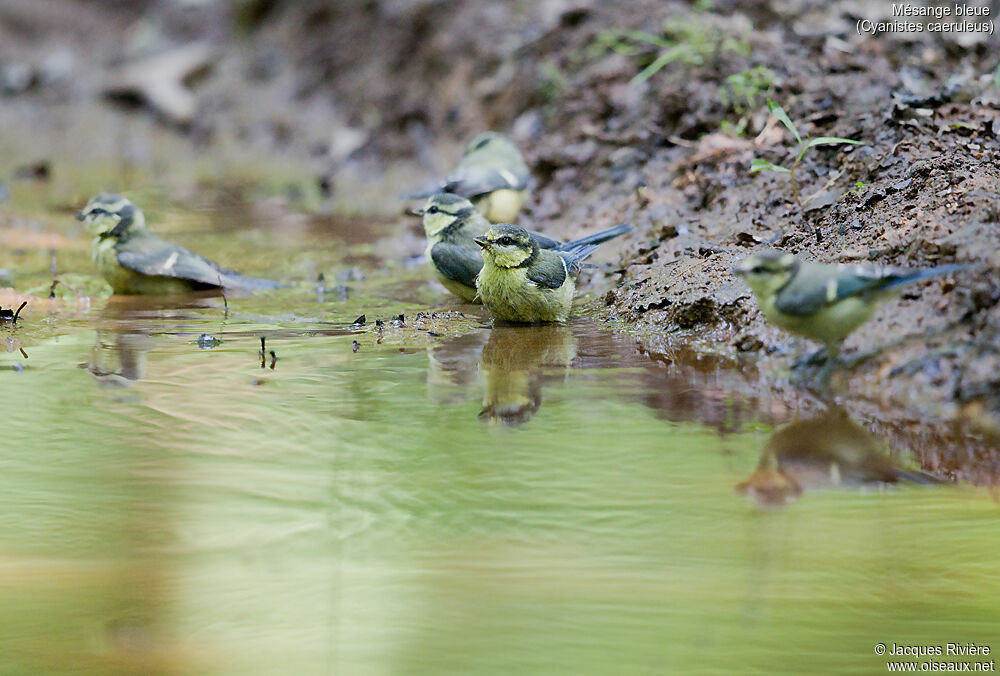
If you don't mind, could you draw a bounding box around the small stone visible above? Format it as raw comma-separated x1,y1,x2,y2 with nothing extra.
735,334,764,352
197,333,221,349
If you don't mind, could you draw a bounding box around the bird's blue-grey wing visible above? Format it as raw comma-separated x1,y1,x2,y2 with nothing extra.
527,251,570,289
430,241,482,289
444,166,531,198
774,264,899,316
116,235,283,290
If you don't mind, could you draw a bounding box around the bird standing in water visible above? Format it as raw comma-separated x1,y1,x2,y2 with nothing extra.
734,250,965,378
474,223,606,323
420,193,630,303
78,194,284,295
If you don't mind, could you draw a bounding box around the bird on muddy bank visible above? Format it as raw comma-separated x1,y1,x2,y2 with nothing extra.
474,223,608,324
403,131,532,223
77,193,284,295
733,250,966,379
420,193,631,303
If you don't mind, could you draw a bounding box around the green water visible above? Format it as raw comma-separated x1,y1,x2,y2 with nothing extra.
1,197,998,675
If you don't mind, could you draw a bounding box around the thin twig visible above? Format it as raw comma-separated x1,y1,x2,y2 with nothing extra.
217,275,229,319
48,279,81,299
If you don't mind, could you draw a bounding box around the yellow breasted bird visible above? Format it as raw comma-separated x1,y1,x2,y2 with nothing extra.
421,193,630,303
77,194,284,295
404,131,532,222
474,223,607,324
734,250,965,376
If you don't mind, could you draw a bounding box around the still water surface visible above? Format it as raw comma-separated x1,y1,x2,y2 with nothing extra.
1,203,998,675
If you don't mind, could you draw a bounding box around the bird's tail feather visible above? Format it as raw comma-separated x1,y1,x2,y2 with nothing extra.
883,263,969,290
563,243,599,264
558,223,632,252
226,275,288,291
891,467,946,485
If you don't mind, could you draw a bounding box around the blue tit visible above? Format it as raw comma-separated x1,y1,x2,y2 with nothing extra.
420,193,630,303
77,194,284,295
474,223,609,323
734,250,965,369
404,131,532,222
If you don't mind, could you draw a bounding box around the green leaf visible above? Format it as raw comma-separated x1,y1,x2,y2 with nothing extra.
806,136,863,148
766,98,801,145
750,158,790,173
629,45,693,85
621,29,673,48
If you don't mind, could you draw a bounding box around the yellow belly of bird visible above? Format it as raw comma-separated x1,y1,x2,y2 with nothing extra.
761,295,878,348
474,189,526,223
476,264,575,323
92,238,195,295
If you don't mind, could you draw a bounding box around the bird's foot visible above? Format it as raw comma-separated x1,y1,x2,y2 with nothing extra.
792,347,829,370
816,354,845,385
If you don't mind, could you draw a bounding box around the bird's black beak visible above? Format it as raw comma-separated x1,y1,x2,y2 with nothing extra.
75,210,86,221
406,207,424,217
473,237,490,249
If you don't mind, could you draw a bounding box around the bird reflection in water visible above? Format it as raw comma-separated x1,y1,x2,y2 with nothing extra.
86,295,218,387
478,323,576,425
88,330,154,387
737,406,941,507
426,330,491,405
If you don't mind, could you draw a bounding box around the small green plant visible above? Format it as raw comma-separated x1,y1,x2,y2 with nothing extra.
750,99,862,208
848,181,866,195
720,66,774,114
589,18,749,86
537,60,567,103
719,66,774,135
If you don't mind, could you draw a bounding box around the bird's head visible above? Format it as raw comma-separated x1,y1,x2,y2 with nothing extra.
734,250,799,296
462,131,521,161
76,194,146,239
473,224,537,269
419,193,478,237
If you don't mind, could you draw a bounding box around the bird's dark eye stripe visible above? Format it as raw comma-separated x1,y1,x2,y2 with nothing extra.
88,208,108,216
427,206,467,217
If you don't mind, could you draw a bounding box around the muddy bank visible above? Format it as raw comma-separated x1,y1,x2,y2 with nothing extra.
2,1,1000,470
